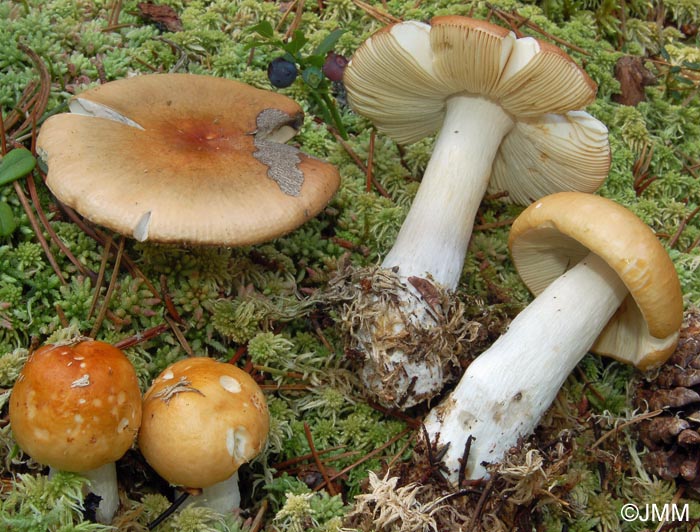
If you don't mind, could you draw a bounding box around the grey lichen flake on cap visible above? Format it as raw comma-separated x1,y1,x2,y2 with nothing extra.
253,108,305,196
36,73,340,245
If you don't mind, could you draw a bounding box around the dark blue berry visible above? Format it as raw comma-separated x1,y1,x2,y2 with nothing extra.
267,57,298,88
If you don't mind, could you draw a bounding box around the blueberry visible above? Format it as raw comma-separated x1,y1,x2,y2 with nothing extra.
322,52,348,82
267,57,298,88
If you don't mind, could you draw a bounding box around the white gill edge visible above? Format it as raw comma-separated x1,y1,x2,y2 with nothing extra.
69,98,144,130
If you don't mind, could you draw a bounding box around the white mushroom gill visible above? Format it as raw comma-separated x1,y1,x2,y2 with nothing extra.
69,99,144,130
133,211,151,242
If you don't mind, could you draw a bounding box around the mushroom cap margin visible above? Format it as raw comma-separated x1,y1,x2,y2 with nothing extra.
508,192,683,369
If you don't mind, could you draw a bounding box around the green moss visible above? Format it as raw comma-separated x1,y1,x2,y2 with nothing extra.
3,0,700,530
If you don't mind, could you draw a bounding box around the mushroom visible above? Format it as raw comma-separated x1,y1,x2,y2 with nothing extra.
423,192,684,482
36,73,340,245
9,339,142,523
138,357,269,515
342,16,612,407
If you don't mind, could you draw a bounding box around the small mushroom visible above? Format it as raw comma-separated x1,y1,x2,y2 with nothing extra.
9,339,142,523
36,73,340,245
343,16,611,407
138,357,269,514
423,192,684,482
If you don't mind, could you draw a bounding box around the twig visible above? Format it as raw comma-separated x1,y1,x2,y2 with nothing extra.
259,383,312,391
326,125,391,199
165,315,193,356
88,235,113,319
147,491,189,530
284,0,305,40
458,435,474,488
273,445,346,469
313,428,411,492
0,105,7,154
160,274,183,323
90,236,125,338
351,0,401,24
304,422,337,495
366,129,375,193
387,432,414,470
367,400,421,429
13,181,67,284
575,366,606,405
27,171,95,281
468,474,496,532
6,44,51,139
108,0,123,27
114,323,170,350
248,499,268,532
668,205,700,249
486,4,590,56
591,409,663,449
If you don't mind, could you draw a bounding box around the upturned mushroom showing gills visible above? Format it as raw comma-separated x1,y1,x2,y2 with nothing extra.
342,16,611,407
36,73,340,245
138,357,269,515
423,192,683,483
9,340,142,523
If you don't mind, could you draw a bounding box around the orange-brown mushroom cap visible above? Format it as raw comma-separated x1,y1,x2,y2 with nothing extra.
508,192,684,369
9,340,142,472
37,74,340,245
138,357,270,489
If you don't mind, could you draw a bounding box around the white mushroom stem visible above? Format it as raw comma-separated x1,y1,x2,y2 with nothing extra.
50,462,119,524
423,251,628,482
357,95,514,407
382,94,514,287
189,472,241,515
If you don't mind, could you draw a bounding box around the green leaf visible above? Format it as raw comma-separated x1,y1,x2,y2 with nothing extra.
306,55,325,68
0,148,36,187
0,201,17,237
673,75,695,86
249,20,274,38
285,30,308,56
681,61,700,71
313,29,346,58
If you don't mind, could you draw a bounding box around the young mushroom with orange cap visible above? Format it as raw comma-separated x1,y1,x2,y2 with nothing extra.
422,192,684,482
138,357,269,515
36,73,340,245
342,16,612,408
9,339,142,523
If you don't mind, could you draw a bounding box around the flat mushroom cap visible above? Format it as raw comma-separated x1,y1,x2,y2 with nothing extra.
138,357,270,489
9,341,142,472
37,73,340,245
508,192,684,369
344,16,608,204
